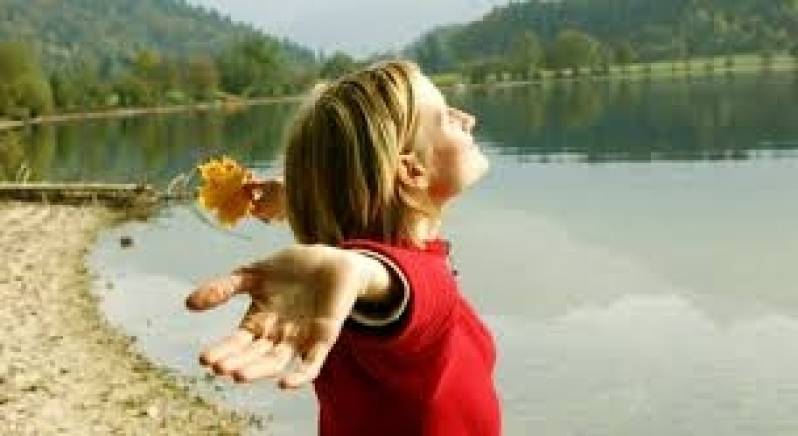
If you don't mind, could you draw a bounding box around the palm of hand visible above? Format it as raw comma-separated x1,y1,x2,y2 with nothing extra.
187,246,362,389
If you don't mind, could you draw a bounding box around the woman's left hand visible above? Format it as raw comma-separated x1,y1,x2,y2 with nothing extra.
185,245,372,390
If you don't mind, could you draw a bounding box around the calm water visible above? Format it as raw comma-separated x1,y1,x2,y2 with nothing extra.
13,73,798,435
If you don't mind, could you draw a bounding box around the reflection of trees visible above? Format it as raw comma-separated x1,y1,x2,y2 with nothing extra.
6,76,798,183
0,131,25,180
448,85,548,155
136,116,170,182
458,73,798,162
3,102,297,186
223,103,296,165
25,126,56,181
553,82,605,129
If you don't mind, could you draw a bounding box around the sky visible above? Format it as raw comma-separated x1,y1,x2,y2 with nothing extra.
186,0,510,57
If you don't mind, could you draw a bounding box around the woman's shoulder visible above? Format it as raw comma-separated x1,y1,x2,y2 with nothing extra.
340,237,451,257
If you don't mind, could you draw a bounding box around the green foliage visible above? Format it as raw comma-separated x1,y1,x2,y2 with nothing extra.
114,74,157,107
216,37,285,96
409,0,798,73
614,41,638,65
0,0,315,77
0,42,52,118
185,56,220,101
410,31,456,74
320,52,359,79
459,59,508,84
547,30,603,70
509,31,544,79
0,0,318,111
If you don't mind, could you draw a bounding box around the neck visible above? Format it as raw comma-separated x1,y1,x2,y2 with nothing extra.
407,204,444,242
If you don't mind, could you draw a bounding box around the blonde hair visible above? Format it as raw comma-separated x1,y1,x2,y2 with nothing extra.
283,60,431,246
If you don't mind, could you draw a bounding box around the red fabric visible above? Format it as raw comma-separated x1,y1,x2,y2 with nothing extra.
313,239,501,436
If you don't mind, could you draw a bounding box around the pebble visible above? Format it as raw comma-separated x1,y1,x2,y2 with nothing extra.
120,236,134,248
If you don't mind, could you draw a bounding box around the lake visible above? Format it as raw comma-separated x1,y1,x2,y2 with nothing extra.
9,72,798,435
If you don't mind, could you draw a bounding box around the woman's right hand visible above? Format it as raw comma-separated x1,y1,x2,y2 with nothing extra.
185,244,390,389
243,178,286,223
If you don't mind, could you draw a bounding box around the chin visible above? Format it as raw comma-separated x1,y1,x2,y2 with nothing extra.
471,153,490,183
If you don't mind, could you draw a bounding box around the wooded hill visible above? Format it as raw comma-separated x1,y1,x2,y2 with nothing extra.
408,0,798,73
0,0,314,76
0,0,323,118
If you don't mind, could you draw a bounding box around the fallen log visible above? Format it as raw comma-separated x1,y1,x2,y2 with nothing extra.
0,182,191,207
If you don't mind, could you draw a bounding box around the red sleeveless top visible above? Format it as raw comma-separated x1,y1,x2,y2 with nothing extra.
313,239,501,435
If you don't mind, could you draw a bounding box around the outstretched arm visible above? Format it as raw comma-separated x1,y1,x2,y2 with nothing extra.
186,244,399,390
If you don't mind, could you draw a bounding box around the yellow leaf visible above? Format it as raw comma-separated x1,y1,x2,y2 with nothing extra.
196,156,253,227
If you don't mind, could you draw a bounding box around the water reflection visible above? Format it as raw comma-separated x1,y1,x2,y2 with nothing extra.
1,103,296,185
448,73,798,162
493,294,798,436
2,73,798,185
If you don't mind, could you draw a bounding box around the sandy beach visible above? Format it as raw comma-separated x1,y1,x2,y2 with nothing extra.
0,202,248,435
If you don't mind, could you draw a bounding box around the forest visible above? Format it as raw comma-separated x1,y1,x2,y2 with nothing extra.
0,0,360,119
408,0,798,74
2,0,797,119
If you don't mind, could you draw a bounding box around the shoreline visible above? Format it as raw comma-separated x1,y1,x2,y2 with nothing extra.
440,60,797,91
0,95,303,132
0,201,250,434
2,58,795,133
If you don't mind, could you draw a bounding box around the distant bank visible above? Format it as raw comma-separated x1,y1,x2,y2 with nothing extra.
0,95,304,132
2,54,796,133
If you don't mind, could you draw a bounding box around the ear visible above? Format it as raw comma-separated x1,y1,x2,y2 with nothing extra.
397,153,430,191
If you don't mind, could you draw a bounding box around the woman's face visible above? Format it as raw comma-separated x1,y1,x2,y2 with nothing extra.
414,74,489,205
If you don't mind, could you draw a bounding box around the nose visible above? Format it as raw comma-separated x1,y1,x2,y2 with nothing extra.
454,108,476,133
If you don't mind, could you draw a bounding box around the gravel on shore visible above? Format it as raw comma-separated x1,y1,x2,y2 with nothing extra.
0,202,249,435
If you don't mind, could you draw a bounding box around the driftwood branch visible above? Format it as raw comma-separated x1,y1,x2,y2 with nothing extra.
0,182,192,207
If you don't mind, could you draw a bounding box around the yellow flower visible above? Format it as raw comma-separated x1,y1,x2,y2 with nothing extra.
197,156,253,227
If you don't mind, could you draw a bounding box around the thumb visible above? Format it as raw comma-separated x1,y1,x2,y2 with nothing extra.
185,271,261,311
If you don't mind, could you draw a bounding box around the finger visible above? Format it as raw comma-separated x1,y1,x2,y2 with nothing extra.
278,340,332,390
276,322,299,344
186,271,262,311
239,311,278,339
232,342,294,383
213,338,275,376
199,329,253,367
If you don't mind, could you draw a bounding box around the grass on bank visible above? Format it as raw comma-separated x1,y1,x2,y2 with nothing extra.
431,53,798,88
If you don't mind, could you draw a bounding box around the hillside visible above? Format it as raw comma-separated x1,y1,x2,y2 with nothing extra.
0,0,315,76
0,0,321,117
409,0,798,72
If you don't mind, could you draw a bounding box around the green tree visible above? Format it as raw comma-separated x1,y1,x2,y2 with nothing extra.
216,37,284,96
546,29,602,71
509,31,543,79
15,77,53,117
185,56,220,101
320,52,358,79
0,42,53,118
413,32,455,74
50,71,81,109
614,41,638,65
114,74,157,107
